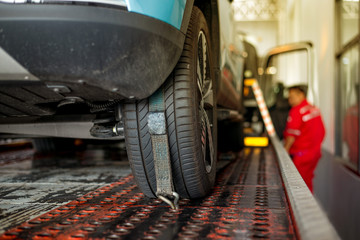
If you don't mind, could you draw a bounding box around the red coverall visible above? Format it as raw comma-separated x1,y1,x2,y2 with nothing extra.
284,100,325,192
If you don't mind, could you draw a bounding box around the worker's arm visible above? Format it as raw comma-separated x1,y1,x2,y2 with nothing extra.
284,108,301,154
284,136,295,153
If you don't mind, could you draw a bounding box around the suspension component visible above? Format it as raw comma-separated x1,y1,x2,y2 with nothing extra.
89,104,124,138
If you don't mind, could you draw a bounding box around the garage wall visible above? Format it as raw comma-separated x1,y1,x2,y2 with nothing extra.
278,0,336,153
235,21,278,56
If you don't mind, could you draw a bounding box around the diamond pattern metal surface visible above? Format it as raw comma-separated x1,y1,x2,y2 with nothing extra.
0,146,297,239
233,0,279,21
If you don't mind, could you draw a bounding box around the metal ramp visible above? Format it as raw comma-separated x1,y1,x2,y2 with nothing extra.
0,143,338,239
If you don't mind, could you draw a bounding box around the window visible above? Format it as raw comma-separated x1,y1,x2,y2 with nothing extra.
338,0,359,45
263,51,309,107
259,42,315,139
336,0,360,173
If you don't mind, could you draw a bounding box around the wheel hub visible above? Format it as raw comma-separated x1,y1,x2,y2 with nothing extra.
197,31,214,174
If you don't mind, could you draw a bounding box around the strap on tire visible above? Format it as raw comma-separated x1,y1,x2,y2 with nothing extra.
148,87,179,209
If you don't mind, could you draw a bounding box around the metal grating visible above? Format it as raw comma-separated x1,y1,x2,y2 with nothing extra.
341,1,359,19
0,147,297,239
233,0,279,22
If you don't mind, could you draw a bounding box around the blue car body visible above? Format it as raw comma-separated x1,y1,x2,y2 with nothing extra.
126,0,186,30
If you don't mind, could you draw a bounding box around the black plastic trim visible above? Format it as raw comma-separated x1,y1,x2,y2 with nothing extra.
0,4,185,99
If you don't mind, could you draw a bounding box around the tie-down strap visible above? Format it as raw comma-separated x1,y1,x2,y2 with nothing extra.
148,88,179,209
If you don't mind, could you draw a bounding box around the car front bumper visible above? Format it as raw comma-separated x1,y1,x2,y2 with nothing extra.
0,3,185,99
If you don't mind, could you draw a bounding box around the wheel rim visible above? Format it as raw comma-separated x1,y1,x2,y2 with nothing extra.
197,31,214,174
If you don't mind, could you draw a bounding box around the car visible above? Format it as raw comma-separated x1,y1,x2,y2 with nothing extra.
0,0,247,199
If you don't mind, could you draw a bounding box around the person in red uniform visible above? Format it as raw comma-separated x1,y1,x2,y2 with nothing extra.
284,85,325,192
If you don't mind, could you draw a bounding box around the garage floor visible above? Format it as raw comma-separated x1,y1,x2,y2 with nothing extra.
0,141,131,232
0,141,297,239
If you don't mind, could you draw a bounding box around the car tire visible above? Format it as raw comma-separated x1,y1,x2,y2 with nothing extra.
123,7,217,199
